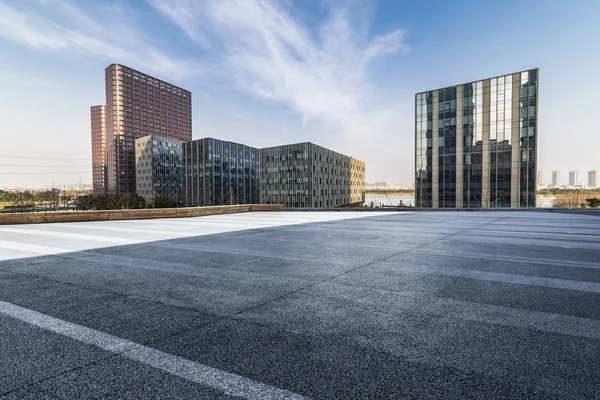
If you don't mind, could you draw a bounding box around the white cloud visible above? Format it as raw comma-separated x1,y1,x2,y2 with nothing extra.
148,0,412,179
0,0,414,184
0,0,202,80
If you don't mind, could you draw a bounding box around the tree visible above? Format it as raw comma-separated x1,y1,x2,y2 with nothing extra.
127,195,147,209
585,198,600,208
150,196,171,208
75,194,146,210
76,194,94,210
552,192,583,208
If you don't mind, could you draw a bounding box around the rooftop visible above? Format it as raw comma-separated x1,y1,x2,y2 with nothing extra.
0,211,598,398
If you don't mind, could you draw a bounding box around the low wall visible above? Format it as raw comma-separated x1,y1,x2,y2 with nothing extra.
0,204,284,225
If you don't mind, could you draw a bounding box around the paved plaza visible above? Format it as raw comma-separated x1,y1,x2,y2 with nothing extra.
0,211,599,399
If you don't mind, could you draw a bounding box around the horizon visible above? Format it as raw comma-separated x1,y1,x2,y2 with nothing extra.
1,0,599,188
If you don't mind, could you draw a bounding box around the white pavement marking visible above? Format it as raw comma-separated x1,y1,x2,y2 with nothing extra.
410,250,600,270
0,227,142,245
467,229,600,239
375,263,600,293
0,300,307,400
0,212,398,261
0,240,73,256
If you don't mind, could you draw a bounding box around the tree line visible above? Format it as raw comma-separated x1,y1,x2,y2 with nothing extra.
0,189,70,212
75,194,172,210
0,190,173,212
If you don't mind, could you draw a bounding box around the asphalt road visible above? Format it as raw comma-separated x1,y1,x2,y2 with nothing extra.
0,211,599,399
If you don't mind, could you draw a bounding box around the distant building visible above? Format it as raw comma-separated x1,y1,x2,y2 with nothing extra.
91,64,192,196
552,170,561,186
135,135,183,205
260,142,365,208
90,105,108,195
569,170,579,186
182,138,260,207
588,170,600,188
415,69,539,208
537,171,544,186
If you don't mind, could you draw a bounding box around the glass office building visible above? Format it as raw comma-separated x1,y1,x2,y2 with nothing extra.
415,68,538,208
135,135,183,205
261,142,365,208
182,138,260,206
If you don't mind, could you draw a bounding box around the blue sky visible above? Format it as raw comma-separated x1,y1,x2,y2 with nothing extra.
0,0,598,188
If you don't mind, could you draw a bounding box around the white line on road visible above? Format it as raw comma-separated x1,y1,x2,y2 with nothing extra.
0,300,307,400
0,227,142,245
467,229,600,239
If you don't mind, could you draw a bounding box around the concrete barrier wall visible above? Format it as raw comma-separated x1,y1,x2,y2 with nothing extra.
0,204,284,225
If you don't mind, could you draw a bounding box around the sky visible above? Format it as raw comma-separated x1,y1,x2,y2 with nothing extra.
0,0,599,188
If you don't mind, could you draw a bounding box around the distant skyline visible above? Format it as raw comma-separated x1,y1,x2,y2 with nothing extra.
1,0,599,188
539,169,600,187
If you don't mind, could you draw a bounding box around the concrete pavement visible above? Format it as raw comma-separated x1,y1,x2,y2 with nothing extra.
0,211,599,399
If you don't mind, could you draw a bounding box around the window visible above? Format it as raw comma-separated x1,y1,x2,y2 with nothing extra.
521,107,528,118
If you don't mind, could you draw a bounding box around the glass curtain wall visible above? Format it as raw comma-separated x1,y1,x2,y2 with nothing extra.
415,92,433,207
415,69,538,208
490,75,513,208
151,137,183,204
183,138,260,207
463,81,483,207
438,87,457,207
520,70,537,207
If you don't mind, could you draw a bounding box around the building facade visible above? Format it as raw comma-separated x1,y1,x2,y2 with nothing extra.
91,64,192,196
135,135,183,205
90,105,108,195
350,158,366,204
182,138,260,207
569,170,579,186
588,170,600,188
552,170,561,186
261,142,365,208
415,69,539,208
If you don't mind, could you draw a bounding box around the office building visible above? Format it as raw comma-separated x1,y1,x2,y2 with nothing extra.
135,135,183,205
537,171,544,186
552,170,561,187
589,170,600,188
415,69,538,208
91,64,192,196
183,138,260,207
569,170,579,186
261,142,365,208
90,105,108,195
350,158,366,204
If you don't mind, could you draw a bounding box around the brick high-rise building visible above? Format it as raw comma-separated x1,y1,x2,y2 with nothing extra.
91,64,192,195
90,105,107,195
